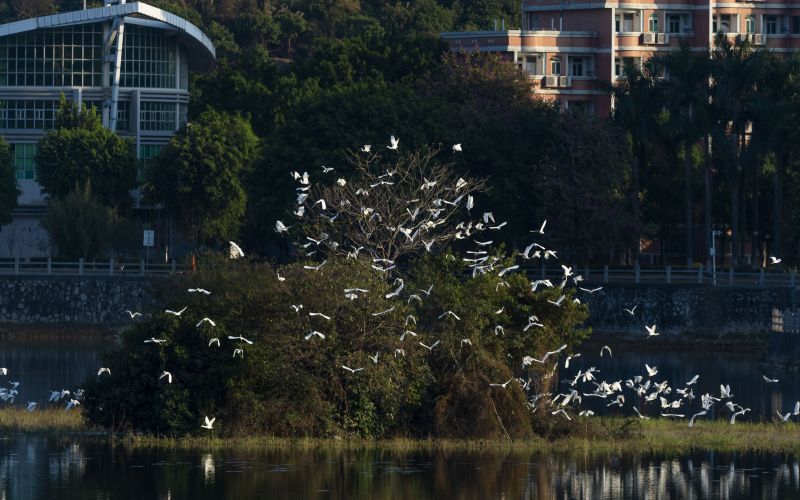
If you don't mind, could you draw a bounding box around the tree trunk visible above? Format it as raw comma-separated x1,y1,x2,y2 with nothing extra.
730,177,740,267
631,145,643,266
749,156,758,269
773,153,783,264
684,140,693,267
704,138,712,268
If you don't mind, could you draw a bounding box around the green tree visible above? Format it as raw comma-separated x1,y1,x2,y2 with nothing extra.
612,60,665,265
144,109,259,245
0,137,19,225
40,183,113,260
710,35,765,266
536,112,636,263
653,46,711,266
35,96,137,211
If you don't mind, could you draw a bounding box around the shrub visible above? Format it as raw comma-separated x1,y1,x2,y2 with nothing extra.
83,252,589,438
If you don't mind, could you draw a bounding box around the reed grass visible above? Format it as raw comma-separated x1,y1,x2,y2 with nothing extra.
119,418,800,455
2,409,799,456
0,407,86,434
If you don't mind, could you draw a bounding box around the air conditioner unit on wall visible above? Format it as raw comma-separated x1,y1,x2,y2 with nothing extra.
657,33,669,44
559,76,572,88
642,32,657,44
545,75,559,87
753,33,767,45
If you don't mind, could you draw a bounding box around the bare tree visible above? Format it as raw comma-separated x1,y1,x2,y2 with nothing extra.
284,145,487,263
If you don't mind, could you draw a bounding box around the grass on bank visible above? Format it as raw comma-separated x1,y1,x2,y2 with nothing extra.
3,409,800,456
120,418,800,456
0,407,85,433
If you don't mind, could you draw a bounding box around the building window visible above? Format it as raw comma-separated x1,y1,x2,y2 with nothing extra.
119,25,177,89
667,14,682,34
615,57,639,78
138,144,164,181
0,25,103,87
570,56,592,77
713,14,731,34
0,100,58,130
84,100,131,131
527,13,539,30
615,13,637,33
518,55,538,75
570,58,583,77
649,14,659,33
140,101,177,131
13,143,36,180
746,16,756,34
765,16,777,35
793,16,800,34
550,57,561,76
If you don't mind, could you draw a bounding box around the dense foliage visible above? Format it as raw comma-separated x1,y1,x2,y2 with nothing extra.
35,98,136,211
144,109,259,245
0,137,18,226
40,183,114,260
83,254,589,438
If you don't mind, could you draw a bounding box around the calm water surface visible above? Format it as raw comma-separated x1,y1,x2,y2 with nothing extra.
2,340,800,498
0,437,797,499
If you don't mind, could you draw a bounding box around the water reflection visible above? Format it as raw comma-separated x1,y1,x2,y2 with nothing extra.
0,437,796,499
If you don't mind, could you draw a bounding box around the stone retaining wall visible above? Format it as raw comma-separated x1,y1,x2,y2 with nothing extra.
0,276,154,326
583,284,799,339
0,276,796,337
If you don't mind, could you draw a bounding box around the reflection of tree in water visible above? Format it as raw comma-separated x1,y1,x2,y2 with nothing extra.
0,439,798,498
551,452,800,499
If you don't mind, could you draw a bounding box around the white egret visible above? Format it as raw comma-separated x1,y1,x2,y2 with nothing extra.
419,340,440,352
228,241,245,259
305,331,325,341
97,367,111,376
165,307,187,316
196,318,216,328
227,335,254,345
159,371,173,384
341,365,364,374
303,260,327,271
202,416,215,430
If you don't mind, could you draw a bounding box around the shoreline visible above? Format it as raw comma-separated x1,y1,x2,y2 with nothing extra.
6,410,800,455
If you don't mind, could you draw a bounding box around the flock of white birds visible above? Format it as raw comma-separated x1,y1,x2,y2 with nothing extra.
3,136,791,433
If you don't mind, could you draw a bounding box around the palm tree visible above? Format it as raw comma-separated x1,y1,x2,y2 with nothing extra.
710,34,764,267
653,46,711,267
748,53,800,266
612,60,663,265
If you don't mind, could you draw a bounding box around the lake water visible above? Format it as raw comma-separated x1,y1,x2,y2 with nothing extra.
1,339,800,498
0,437,797,499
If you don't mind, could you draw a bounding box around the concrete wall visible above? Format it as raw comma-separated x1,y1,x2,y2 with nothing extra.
0,276,154,326
583,284,798,339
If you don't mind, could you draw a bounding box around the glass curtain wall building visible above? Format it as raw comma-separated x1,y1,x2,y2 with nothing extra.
0,2,215,257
